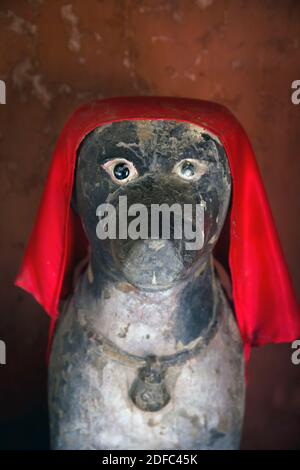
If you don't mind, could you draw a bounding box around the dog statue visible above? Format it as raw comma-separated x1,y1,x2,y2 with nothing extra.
48,119,245,450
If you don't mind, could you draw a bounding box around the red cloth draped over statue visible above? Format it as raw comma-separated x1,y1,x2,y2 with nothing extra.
15,97,300,357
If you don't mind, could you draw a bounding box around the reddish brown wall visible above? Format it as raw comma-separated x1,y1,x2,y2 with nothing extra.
0,0,299,449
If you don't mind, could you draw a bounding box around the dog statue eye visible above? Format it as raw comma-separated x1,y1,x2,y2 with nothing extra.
180,161,195,178
101,158,138,185
114,162,130,180
173,159,208,181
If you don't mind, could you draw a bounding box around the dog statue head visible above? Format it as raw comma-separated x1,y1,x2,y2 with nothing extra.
73,120,231,291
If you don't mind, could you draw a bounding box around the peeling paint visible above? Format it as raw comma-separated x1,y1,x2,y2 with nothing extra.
3,10,37,36
61,4,82,53
12,57,52,108
123,50,131,69
184,71,196,81
94,32,102,42
196,0,214,9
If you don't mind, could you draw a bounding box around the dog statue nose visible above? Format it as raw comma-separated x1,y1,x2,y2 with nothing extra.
115,238,184,290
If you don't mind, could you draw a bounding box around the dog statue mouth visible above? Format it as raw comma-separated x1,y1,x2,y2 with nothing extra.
122,274,179,292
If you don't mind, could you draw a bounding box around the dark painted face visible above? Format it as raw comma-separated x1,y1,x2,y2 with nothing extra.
74,120,231,290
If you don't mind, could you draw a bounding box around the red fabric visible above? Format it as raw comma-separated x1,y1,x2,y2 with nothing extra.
15,96,300,350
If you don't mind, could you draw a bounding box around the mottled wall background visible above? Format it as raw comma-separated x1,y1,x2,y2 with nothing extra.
0,0,299,449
